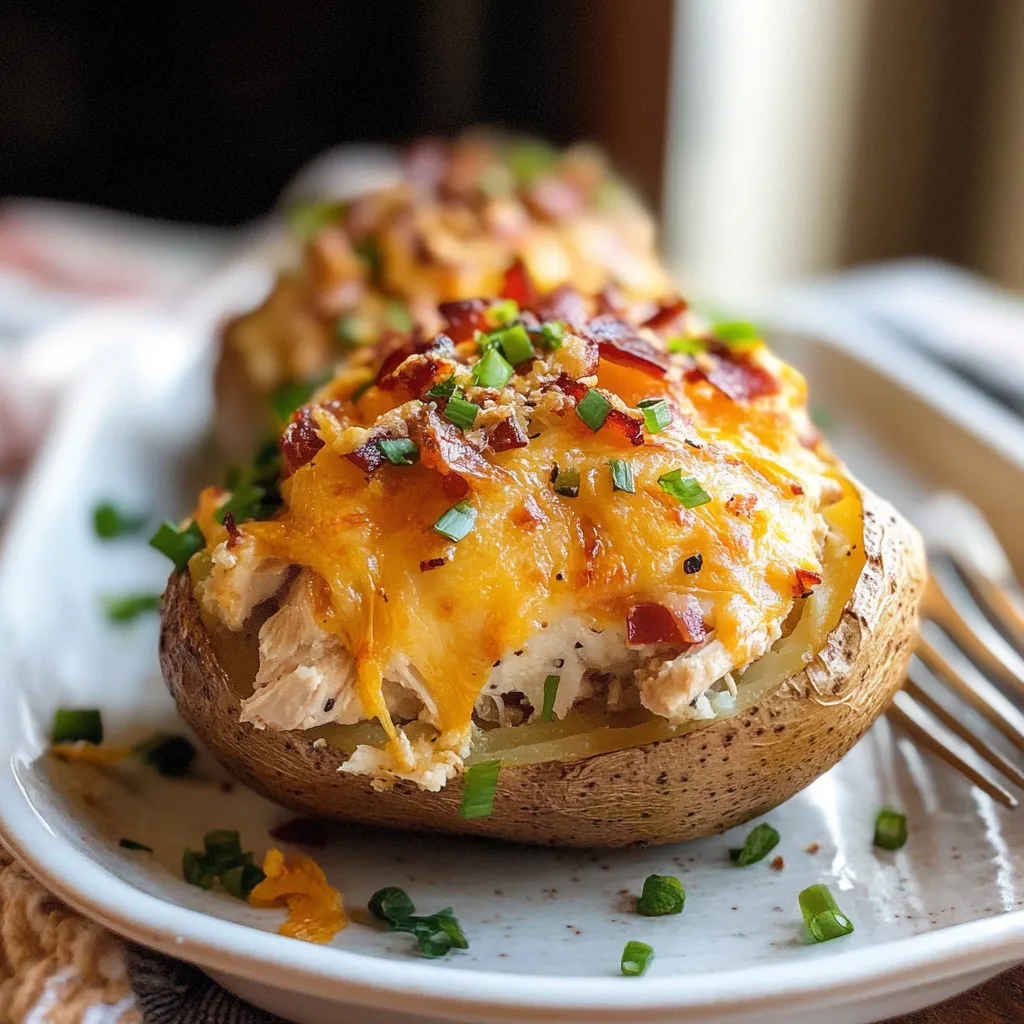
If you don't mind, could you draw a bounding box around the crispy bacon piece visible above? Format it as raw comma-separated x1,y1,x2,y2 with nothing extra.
376,334,454,388
500,261,535,306
642,298,688,336
441,473,469,501
419,408,495,482
791,482,805,496
223,511,240,548
673,595,708,644
439,299,490,342
487,415,529,453
534,285,589,328
585,316,669,377
552,372,589,403
605,409,645,446
597,285,627,316
688,347,780,402
420,557,446,572
280,407,324,476
344,434,387,475
626,603,685,646
793,568,822,598
377,352,453,397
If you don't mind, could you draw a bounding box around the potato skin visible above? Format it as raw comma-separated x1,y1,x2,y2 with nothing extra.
160,486,925,847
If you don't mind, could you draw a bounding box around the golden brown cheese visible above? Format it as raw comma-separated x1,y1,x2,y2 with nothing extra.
211,342,832,757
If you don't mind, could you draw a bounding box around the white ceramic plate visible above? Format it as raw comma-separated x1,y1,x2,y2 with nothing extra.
3,304,1024,1024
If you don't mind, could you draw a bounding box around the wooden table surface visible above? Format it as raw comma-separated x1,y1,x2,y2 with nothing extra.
884,965,1024,1023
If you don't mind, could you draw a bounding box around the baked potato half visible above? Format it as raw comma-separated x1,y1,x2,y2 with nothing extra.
158,295,925,848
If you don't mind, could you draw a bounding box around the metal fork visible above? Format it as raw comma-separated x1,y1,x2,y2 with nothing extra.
889,553,1024,808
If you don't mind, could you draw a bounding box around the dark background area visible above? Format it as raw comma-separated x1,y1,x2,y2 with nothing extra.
0,0,672,225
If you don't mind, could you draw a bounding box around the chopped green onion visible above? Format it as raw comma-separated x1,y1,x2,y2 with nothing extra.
52,709,103,745
119,838,153,852
204,830,242,855
335,313,362,350
445,393,479,431
270,379,315,423
213,478,269,526
667,336,705,355
552,467,581,498
471,346,514,389
433,501,477,543
369,886,416,924
714,321,761,346
149,520,205,571
220,863,266,900
609,458,635,493
355,237,382,281
426,376,457,399
621,940,654,977
657,470,711,508
637,398,671,434
288,199,347,240
799,883,854,942
873,808,908,850
487,298,519,326
636,874,685,916
378,438,420,466
489,324,535,366
576,389,612,432
729,822,780,866
542,675,560,722
540,321,566,350
182,849,215,889
103,593,161,623
134,733,197,777
183,831,264,899
460,760,501,819
93,502,147,540
385,298,414,332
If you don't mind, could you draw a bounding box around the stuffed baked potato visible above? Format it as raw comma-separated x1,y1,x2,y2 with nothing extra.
160,293,925,847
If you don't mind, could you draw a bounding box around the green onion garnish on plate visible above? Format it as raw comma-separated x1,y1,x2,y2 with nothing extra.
553,467,581,498
134,733,197,777
183,831,264,899
621,940,654,977
729,822,780,866
52,709,103,745
873,808,908,850
102,593,161,623
799,883,854,942
445,393,479,431
542,675,560,722
433,501,477,543
367,887,469,958
119,838,153,852
636,874,685,916
472,347,514,389
460,760,501,819
149,520,205,571
576,390,612,432
489,324,535,366
92,502,147,540
637,398,671,434
609,458,635,493
657,470,711,508
369,886,416,923
378,438,420,466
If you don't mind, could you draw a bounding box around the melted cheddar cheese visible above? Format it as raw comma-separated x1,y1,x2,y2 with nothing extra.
194,308,841,790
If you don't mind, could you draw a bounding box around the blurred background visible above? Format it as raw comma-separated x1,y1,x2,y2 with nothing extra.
4,0,1024,299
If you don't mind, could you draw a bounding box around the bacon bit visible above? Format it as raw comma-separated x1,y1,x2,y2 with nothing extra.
626,603,685,646
280,407,324,476
439,299,490,342
420,408,495,481
269,817,332,848
642,298,688,336
375,334,453,385
793,568,822,598
441,473,470,502
597,285,627,316
487,416,529,453
222,511,241,547
420,557,446,572
500,261,535,305
51,742,133,765
689,348,779,402
248,848,346,944
672,594,708,644
510,494,548,530
344,432,387,476
726,494,758,517
585,316,669,377
552,372,588,403
806,843,820,855
769,856,785,871
534,285,589,328
791,482,805,496
605,408,644,446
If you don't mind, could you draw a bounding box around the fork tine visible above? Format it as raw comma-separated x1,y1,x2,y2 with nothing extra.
889,694,1018,808
903,674,1024,790
916,635,1024,754
924,576,1024,698
949,554,1024,656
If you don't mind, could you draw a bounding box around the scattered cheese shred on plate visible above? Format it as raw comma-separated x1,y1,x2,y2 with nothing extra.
50,743,134,764
248,847,347,943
